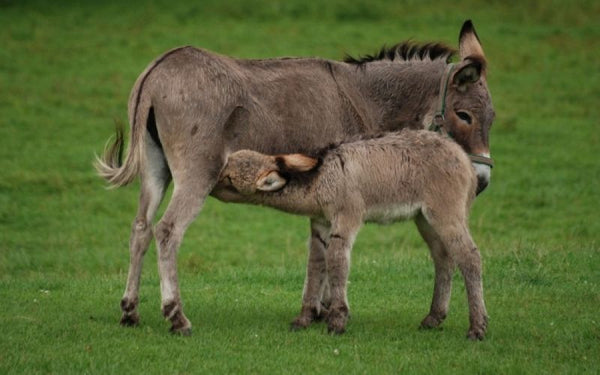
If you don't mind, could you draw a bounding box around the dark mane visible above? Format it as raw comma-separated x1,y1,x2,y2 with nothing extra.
344,41,456,65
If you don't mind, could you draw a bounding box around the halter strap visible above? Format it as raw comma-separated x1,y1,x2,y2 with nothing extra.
429,63,455,134
468,154,494,168
429,63,495,169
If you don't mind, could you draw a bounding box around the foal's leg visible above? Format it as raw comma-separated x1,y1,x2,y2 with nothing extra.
325,214,361,334
430,217,487,340
291,218,331,330
415,214,456,330
121,137,170,326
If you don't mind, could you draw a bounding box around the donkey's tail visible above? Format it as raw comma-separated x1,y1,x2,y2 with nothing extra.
95,59,156,188
95,46,192,188
94,116,144,188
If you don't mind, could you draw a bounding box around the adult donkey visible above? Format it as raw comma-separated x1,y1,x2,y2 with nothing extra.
96,20,494,335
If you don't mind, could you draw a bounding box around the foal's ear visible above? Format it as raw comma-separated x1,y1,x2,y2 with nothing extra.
452,59,484,91
256,171,287,192
276,154,319,172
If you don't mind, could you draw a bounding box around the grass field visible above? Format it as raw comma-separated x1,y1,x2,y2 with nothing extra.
1,0,599,373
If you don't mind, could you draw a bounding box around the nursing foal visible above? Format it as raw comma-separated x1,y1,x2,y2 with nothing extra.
216,129,488,340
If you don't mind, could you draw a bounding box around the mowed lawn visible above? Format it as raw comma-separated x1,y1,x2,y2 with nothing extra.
1,0,599,373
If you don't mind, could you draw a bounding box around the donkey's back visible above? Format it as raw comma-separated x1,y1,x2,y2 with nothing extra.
137,47,370,157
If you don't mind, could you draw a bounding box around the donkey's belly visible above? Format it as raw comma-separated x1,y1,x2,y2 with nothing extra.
365,202,422,225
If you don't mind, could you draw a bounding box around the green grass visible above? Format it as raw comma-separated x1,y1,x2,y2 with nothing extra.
1,0,599,373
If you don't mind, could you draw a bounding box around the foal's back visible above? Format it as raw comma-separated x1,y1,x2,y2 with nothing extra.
319,130,477,218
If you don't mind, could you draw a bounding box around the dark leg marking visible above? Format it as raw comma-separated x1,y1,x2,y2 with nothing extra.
327,304,349,335
158,221,175,249
120,298,140,326
120,297,137,313
162,300,178,319
313,233,327,248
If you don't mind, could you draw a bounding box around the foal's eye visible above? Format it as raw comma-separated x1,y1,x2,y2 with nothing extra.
456,110,473,125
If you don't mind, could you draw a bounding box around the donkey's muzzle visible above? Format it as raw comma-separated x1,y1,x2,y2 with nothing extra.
472,160,491,196
476,175,489,195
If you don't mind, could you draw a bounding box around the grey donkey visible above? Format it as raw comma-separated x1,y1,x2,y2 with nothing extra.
216,129,487,340
96,20,494,334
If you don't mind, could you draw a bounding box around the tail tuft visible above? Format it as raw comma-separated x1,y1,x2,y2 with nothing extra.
94,119,139,188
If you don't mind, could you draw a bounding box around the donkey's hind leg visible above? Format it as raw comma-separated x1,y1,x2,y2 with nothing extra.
415,214,456,330
121,136,171,326
153,158,221,335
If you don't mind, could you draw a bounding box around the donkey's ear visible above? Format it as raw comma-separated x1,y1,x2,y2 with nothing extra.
256,171,287,192
452,59,483,91
277,154,319,172
459,20,485,60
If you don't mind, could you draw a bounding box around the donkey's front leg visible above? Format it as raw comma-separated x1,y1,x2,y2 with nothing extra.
325,215,361,334
291,219,331,330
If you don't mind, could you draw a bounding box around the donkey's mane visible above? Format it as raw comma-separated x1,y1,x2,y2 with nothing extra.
344,41,456,65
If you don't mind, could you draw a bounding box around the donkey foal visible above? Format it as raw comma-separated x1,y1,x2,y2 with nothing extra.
216,129,488,339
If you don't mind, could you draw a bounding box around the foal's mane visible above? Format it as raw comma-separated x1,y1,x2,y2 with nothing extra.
344,41,456,65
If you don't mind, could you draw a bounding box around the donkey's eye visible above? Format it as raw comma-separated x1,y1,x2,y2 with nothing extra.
456,110,473,125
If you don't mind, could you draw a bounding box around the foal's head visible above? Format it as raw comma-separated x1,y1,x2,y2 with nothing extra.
219,150,318,194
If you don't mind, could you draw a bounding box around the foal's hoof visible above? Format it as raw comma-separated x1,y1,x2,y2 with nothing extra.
466,316,488,340
327,325,346,335
419,314,444,330
326,305,348,335
466,328,485,341
290,318,310,331
120,312,140,326
326,313,348,335
315,307,329,322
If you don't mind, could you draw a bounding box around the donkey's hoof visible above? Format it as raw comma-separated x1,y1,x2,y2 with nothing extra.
168,316,192,336
120,312,140,326
170,325,192,336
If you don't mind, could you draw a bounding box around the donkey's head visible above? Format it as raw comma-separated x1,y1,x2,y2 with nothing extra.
220,150,319,194
438,21,495,194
